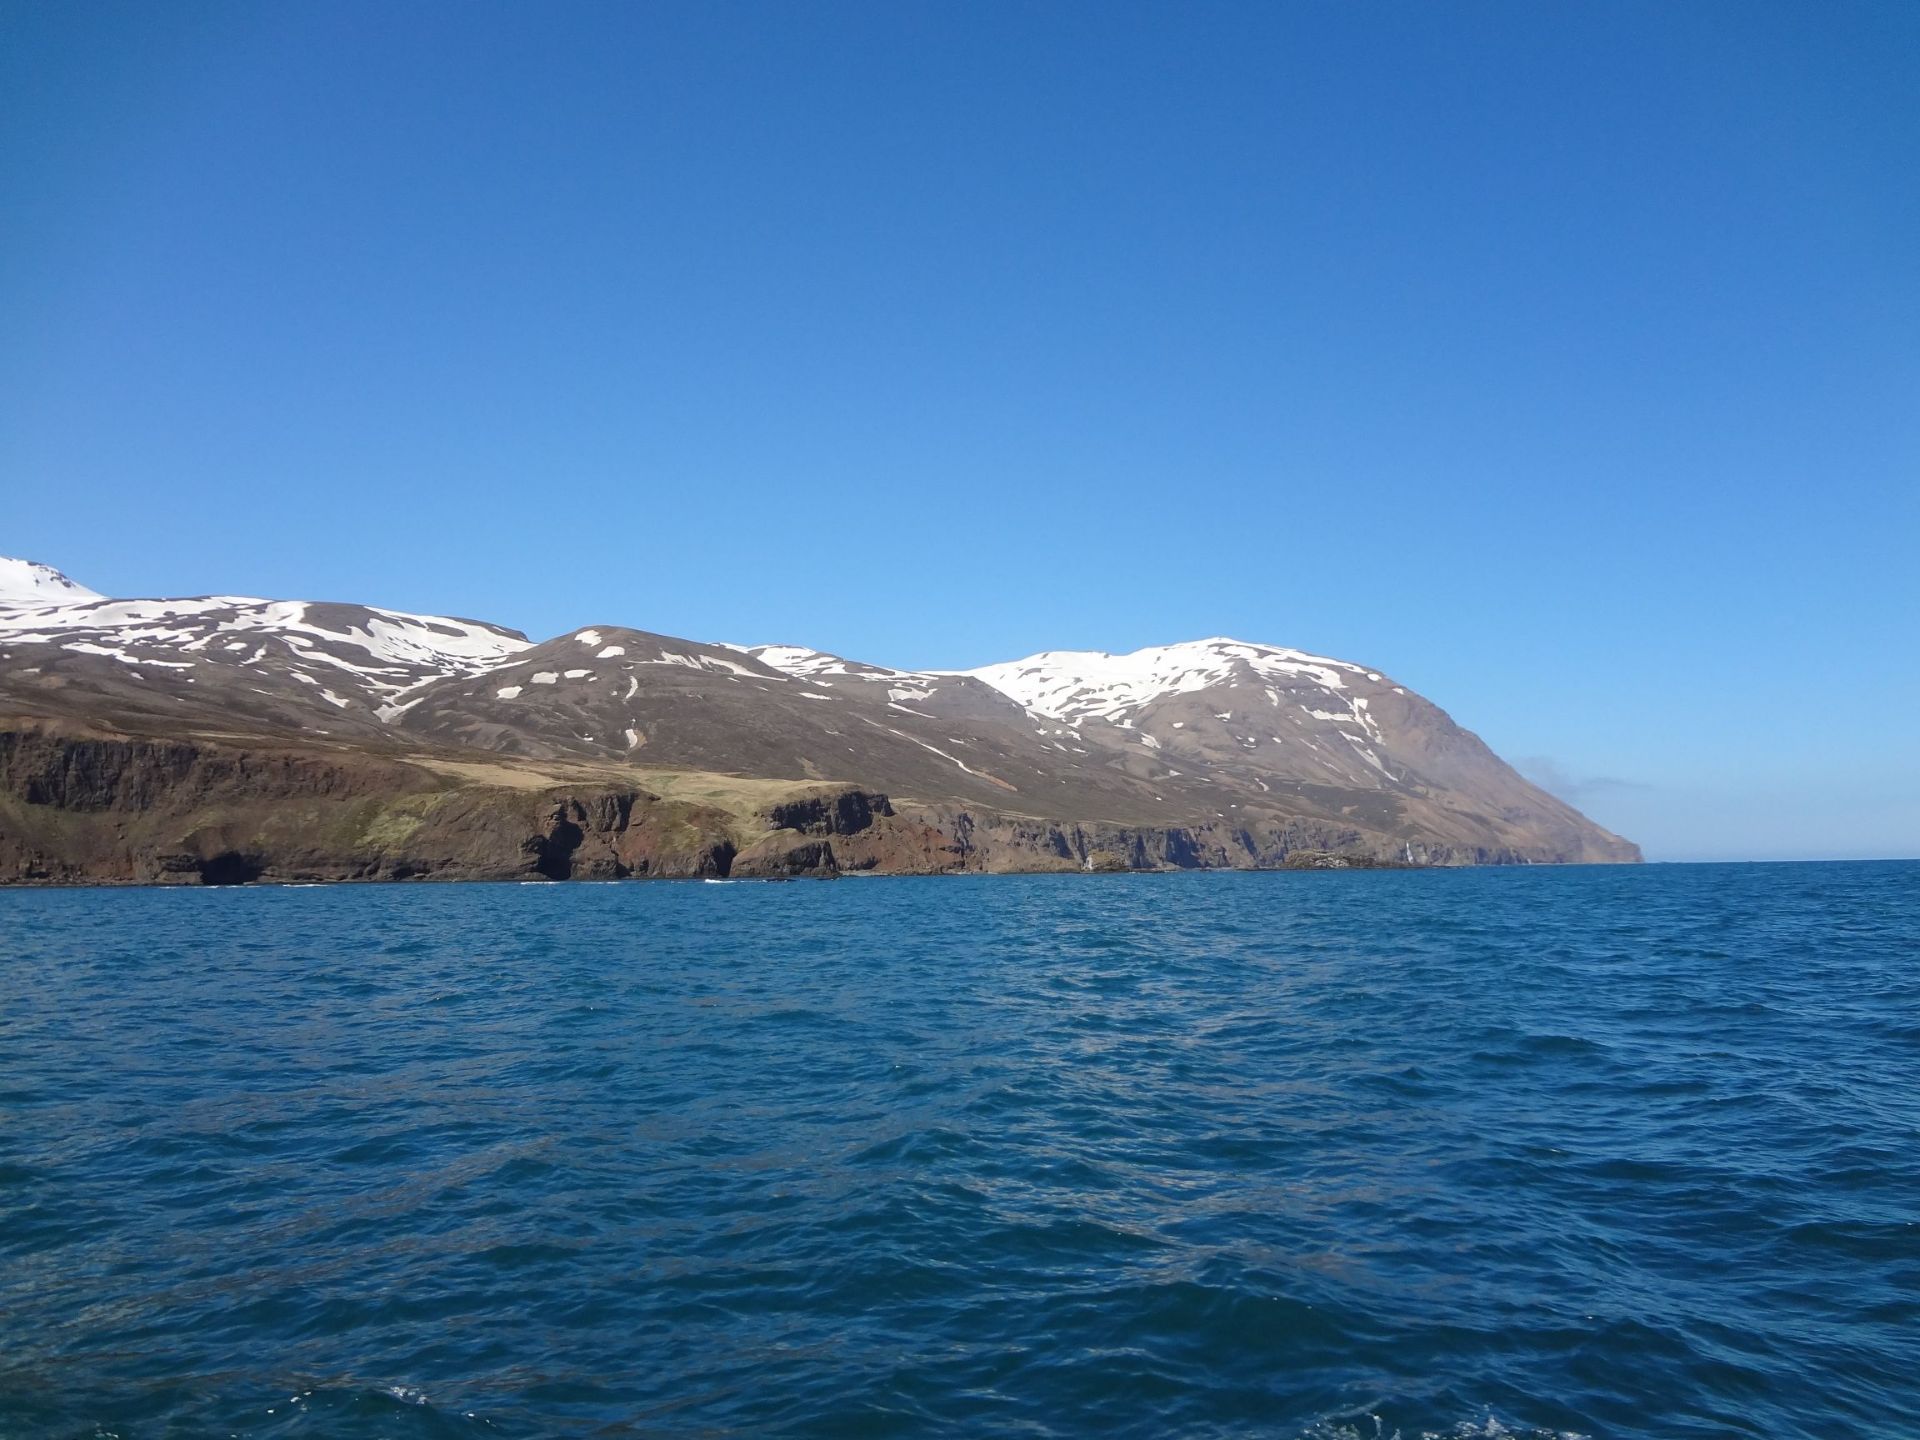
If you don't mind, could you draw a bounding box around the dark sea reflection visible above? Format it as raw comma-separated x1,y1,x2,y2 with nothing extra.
2,863,1917,1438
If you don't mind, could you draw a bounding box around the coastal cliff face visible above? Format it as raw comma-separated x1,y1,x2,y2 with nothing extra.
0,724,914,883
0,560,1640,882
0,723,919,883
0,726,736,884
0,724,1610,886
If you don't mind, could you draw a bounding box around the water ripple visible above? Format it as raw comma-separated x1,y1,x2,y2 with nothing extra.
1,862,1916,1437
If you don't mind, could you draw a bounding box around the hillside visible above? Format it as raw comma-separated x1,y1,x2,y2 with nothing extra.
0,560,1638,882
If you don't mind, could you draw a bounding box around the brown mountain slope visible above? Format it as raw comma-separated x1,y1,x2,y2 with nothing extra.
0,562,1638,881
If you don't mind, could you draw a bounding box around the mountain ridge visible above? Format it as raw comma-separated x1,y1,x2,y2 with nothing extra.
0,559,1639,882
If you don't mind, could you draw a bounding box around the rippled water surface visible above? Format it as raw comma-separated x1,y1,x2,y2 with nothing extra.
2,863,1916,1439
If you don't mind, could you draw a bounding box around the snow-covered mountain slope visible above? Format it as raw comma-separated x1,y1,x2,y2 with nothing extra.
949,636,1637,858
721,643,902,682
956,638,1412,792
0,559,104,609
0,561,530,736
963,638,1384,726
0,558,1638,862
1,594,528,679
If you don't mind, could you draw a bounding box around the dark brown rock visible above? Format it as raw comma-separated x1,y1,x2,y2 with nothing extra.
730,833,838,878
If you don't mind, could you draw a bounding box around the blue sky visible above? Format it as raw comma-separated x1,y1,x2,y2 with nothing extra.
2,2,1915,861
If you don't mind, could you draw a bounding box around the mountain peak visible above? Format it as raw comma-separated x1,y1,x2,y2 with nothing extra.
0,557,105,609
723,643,905,681
962,636,1380,725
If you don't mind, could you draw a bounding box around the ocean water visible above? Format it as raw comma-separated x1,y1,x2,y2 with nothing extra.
1,863,1915,1440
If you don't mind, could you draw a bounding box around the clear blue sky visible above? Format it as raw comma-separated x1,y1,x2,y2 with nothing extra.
2,1,1915,862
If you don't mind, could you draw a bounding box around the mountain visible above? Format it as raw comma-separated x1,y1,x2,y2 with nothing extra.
0,560,1638,884
0,557,103,607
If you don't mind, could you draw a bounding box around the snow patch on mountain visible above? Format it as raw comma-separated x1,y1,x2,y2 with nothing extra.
0,596,529,682
724,644,836,678
0,559,105,609
960,638,1375,725
0,557,532,708
722,643,906,682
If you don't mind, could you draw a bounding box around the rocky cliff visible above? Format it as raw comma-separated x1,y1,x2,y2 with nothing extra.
0,560,1640,882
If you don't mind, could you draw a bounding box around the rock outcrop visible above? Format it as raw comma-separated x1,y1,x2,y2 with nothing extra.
0,723,1601,886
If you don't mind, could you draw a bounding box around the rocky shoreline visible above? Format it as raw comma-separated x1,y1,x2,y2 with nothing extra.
0,723,1561,887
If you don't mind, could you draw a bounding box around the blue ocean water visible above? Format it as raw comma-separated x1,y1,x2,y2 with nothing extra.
1,863,1916,1439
